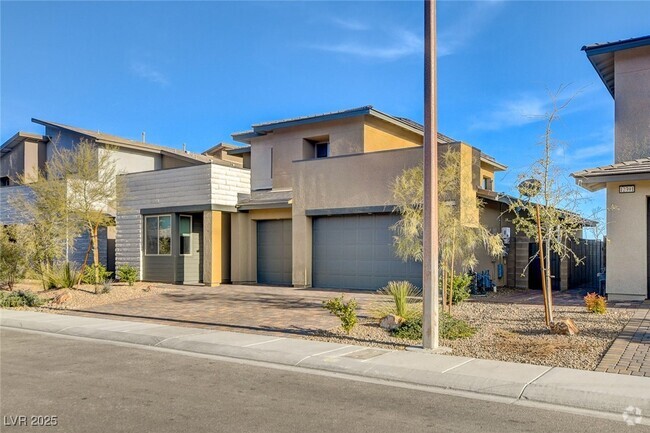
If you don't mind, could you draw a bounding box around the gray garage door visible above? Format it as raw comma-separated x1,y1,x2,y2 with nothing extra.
257,219,292,285
313,214,423,290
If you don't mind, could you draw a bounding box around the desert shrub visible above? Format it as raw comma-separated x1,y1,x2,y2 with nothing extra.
81,264,112,285
584,292,607,314
0,226,29,289
372,280,422,321
0,290,44,308
392,313,476,340
116,264,138,286
99,279,113,294
322,296,358,334
44,262,79,289
448,274,472,305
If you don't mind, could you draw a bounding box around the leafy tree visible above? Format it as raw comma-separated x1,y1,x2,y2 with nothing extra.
12,138,123,288
392,149,503,315
0,225,29,289
46,139,123,287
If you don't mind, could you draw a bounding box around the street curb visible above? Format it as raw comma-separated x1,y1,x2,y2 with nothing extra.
2,309,648,420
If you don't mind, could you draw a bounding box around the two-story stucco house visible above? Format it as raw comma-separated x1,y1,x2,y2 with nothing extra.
226,106,514,291
572,35,650,301
0,118,250,283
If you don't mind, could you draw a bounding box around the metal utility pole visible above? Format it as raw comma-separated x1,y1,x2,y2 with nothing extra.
422,0,439,349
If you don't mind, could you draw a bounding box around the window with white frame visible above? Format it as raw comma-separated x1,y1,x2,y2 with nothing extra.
179,215,192,255
145,215,172,255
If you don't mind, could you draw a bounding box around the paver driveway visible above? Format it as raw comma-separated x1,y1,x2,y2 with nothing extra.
69,284,376,337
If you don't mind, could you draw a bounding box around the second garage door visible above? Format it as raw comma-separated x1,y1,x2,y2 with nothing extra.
257,219,292,285
312,214,422,290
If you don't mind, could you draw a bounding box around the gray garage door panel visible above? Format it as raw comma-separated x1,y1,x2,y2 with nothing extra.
257,219,292,285
313,214,423,290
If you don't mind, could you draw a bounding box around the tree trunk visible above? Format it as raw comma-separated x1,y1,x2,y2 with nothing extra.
78,238,93,286
545,238,554,324
448,226,457,315
92,224,100,288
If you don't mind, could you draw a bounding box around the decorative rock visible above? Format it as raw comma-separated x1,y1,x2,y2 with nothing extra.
550,318,579,335
380,314,405,331
52,291,71,305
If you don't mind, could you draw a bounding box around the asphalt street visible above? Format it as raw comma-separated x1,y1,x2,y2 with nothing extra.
0,329,643,433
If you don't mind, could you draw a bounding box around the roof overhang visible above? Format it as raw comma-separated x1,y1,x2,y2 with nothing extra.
1,132,49,155
232,106,427,144
582,35,650,98
480,155,508,171
572,172,650,192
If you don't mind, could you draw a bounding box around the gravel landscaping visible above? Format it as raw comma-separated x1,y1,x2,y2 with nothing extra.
3,280,171,311
309,300,632,371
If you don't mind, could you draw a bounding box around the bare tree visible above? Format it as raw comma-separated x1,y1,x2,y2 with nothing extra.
508,88,591,327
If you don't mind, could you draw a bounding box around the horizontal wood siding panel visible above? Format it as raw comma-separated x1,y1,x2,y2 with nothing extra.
116,164,250,279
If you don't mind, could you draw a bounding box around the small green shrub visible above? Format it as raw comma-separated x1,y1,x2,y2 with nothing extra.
44,262,79,289
0,290,45,308
448,274,472,305
116,264,138,286
81,264,112,285
322,296,358,334
392,313,476,340
372,280,422,321
584,292,607,314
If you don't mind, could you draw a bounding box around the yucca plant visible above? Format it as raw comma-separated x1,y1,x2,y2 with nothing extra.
44,262,80,289
372,280,422,321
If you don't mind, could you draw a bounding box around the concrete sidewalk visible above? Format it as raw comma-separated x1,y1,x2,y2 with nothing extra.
2,309,648,422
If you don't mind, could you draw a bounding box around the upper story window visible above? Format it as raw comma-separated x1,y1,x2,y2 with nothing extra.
482,176,493,191
315,141,329,158
303,135,330,160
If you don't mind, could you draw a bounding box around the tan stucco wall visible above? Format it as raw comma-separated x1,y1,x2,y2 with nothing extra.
614,45,650,162
248,118,365,191
203,211,232,286
249,208,292,220
363,116,422,153
230,212,256,284
606,180,650,300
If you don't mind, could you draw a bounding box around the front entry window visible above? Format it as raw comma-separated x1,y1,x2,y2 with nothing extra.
145,215,172,255
180,215,192,255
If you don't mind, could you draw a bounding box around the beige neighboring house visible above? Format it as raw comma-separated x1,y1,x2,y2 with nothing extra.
227,106,516,290
572,35,650,301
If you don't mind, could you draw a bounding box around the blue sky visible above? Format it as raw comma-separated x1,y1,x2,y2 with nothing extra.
2,1,650,217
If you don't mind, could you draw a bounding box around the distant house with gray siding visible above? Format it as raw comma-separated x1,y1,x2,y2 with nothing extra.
0,118,247,274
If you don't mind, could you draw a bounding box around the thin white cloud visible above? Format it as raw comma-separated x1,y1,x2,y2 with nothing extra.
331,17,369,31
131,61,169,87
312,29,421,61
471,95,547,131
438,0,505,56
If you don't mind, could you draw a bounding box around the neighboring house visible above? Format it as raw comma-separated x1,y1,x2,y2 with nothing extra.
0,118,246,274
572,35,650,301
227,106,516,291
